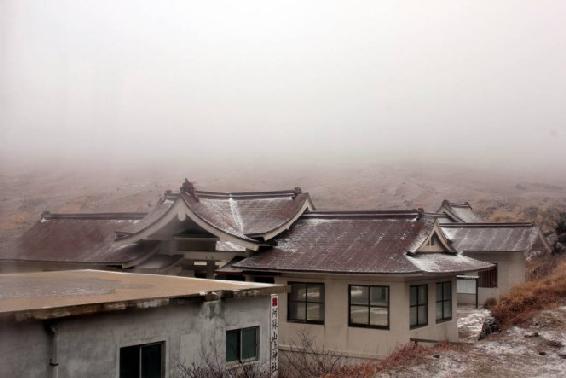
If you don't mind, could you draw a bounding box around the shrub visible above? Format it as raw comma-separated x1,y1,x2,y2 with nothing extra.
483,297,497,309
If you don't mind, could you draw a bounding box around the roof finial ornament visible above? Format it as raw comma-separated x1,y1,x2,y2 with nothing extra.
180,178,199,202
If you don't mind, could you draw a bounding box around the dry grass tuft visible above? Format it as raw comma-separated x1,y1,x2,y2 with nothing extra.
491,259,566,327
323,342,465,378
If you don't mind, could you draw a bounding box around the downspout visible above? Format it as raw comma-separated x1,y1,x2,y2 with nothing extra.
44,320,59,378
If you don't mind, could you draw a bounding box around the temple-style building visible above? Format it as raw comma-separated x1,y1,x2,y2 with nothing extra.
0,180,551,360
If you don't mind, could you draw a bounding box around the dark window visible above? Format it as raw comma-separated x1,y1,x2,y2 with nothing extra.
436,282,452,322
479,266,498,288
431,234,441,246
348,285,389,329
253,276,275,284
226,327,259,362
120,342,163,378
288,282,324,324
410,285,428,328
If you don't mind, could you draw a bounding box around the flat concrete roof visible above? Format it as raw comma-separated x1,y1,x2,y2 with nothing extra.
0,270,284,320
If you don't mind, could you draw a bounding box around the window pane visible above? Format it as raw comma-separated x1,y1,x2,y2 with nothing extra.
289,301,306,321
120,345,140,378
350,305,369,325
307,284,323,302
436,283,443,301
418,304,428,325
370,307,388,327
226,330,240,362
410,286,417,306
410,306,417,327
289,284,307,301
370,286,388,306
141,343,162,378
241,327,258,361
436,302,443,321
444,300,452,319
306,303,324,321
351,286,369,305
444,282,452,299
418,285,427,304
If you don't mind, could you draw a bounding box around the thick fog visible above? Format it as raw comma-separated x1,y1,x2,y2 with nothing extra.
1,1,565,173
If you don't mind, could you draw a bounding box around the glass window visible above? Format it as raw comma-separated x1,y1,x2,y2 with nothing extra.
226,329,240,362
349,285,389,329
436,281,452,322
288,282,325,323
410,284,428,328
241,327,258,361
226,327,259,363
479,266,498,288
120,342,163,378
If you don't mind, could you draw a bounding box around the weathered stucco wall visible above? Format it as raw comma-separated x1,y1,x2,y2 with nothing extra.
0,296,272,378
274,274,458,360
470,252,526,305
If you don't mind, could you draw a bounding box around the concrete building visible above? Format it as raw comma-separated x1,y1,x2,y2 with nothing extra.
436,200,551,306
0,270,283,377
442,222,551,305
223,210,492,360
0,181,551,362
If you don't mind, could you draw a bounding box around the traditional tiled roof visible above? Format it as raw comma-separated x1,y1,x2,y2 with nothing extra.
234,211,491,274
0,213,158,265
437,200,483,223
1,183,313,265
441,223,549,253
118,184,313,245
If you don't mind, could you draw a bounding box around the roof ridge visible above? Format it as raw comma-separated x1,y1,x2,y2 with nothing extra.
196,189,302,199
302,209,422,219
41,211,147,221
440,222,534,228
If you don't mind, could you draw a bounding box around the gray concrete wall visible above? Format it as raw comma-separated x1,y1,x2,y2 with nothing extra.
0,296,272,378
0,320,50,377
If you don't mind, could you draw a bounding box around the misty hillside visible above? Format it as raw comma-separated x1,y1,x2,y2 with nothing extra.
2,163,565,245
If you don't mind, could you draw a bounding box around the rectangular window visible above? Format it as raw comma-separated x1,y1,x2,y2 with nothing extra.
226,327,259,363
288,282,324,324
120,342,164,378
479,266,497,288
348,285,389,329
253,276,275,284
410,284,428,328
436,281,452,322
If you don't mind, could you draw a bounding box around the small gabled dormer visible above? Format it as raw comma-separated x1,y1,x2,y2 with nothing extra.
413,221,455,254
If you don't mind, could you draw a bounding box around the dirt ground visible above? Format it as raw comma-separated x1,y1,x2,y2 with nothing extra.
384,306,566,378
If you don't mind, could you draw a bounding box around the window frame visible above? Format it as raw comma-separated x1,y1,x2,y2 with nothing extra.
348,284,390,330
435,281,453,323
226,326,259,363
119,341,165,378
478,265,498,288
409,284,428,329
287,282,325,324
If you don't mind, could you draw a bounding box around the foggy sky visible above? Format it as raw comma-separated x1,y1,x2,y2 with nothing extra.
1,1,565,171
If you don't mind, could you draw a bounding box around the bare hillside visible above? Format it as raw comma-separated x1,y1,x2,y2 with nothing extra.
1,163,565,244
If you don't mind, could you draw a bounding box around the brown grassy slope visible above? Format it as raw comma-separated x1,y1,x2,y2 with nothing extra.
492,257,566,327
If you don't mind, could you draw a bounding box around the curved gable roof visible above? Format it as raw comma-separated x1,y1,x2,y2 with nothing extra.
437,200,483,223
234,211,492,274
117,187,313,246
